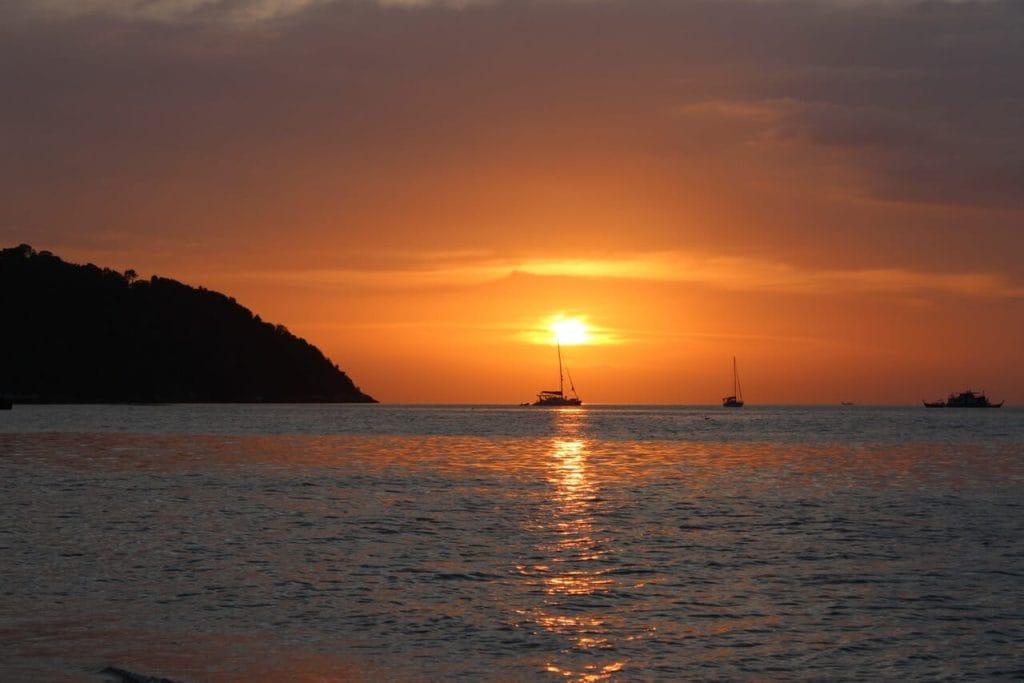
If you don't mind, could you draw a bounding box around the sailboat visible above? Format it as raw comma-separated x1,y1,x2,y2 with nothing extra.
532,342,582,406
722,356,744,407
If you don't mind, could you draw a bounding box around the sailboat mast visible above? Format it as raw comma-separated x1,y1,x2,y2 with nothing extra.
733,356,737,396
557,341,564,395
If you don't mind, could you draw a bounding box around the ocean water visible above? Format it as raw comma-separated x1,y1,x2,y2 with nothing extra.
1,404,1022,682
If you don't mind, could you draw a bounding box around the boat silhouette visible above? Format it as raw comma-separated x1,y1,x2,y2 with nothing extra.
923,389,1002,408
531,342,581,406
722,356,744,407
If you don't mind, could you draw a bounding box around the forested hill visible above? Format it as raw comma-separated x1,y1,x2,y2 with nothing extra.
0,244,376,403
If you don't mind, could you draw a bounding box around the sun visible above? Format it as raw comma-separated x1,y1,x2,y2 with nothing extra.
523,313,614,346
550,316,591,346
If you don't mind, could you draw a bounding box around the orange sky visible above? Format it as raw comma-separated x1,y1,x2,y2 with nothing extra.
2,0,1022,404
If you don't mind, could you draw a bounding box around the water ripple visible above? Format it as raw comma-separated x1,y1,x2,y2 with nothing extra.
0,405,1022,680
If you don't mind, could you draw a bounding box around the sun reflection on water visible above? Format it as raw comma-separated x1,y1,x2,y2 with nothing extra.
531,408,627,680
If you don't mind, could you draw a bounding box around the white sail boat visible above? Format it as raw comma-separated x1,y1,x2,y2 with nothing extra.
532,342,582,406
722,356,744,407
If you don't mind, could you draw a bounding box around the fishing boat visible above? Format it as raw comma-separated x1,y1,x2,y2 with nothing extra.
531,342,582,406
923,390,1002,408
722,356,744,407
0,399,11,410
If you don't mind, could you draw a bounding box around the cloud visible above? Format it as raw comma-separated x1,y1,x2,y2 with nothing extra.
236,251,1024,300
1,0,1021,264
5,0,326,24
3,0,498,24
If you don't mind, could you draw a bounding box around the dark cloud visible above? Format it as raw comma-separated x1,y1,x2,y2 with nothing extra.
1,0,1021,259
756,1,1024,208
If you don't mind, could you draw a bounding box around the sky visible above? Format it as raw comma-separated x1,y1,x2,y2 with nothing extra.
2,0,1022,404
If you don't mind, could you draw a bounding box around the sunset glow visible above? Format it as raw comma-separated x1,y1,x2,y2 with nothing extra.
550,317,591,346
4,5,1021,681
2,0,1022,404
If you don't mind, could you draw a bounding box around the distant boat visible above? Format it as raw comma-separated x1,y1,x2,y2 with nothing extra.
0,398,11,410
531,342,582,406
923,390,1002,408
841,401,855,406
722,356,744,408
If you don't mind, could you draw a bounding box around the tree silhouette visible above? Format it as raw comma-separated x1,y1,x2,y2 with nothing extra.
0,245,376,403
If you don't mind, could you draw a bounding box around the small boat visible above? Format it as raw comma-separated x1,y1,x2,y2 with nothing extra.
0,398,11,410
531,342,582,406
722,356,744,408
923,390,1003,408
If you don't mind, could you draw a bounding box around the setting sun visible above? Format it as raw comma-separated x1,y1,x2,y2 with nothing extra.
521,313,620,349
550,317,591,346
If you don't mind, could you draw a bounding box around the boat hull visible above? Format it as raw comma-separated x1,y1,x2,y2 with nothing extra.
923,390,1002,408
532,396,582,407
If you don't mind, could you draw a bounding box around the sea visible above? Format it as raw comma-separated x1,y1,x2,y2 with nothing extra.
1,404,1021,682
